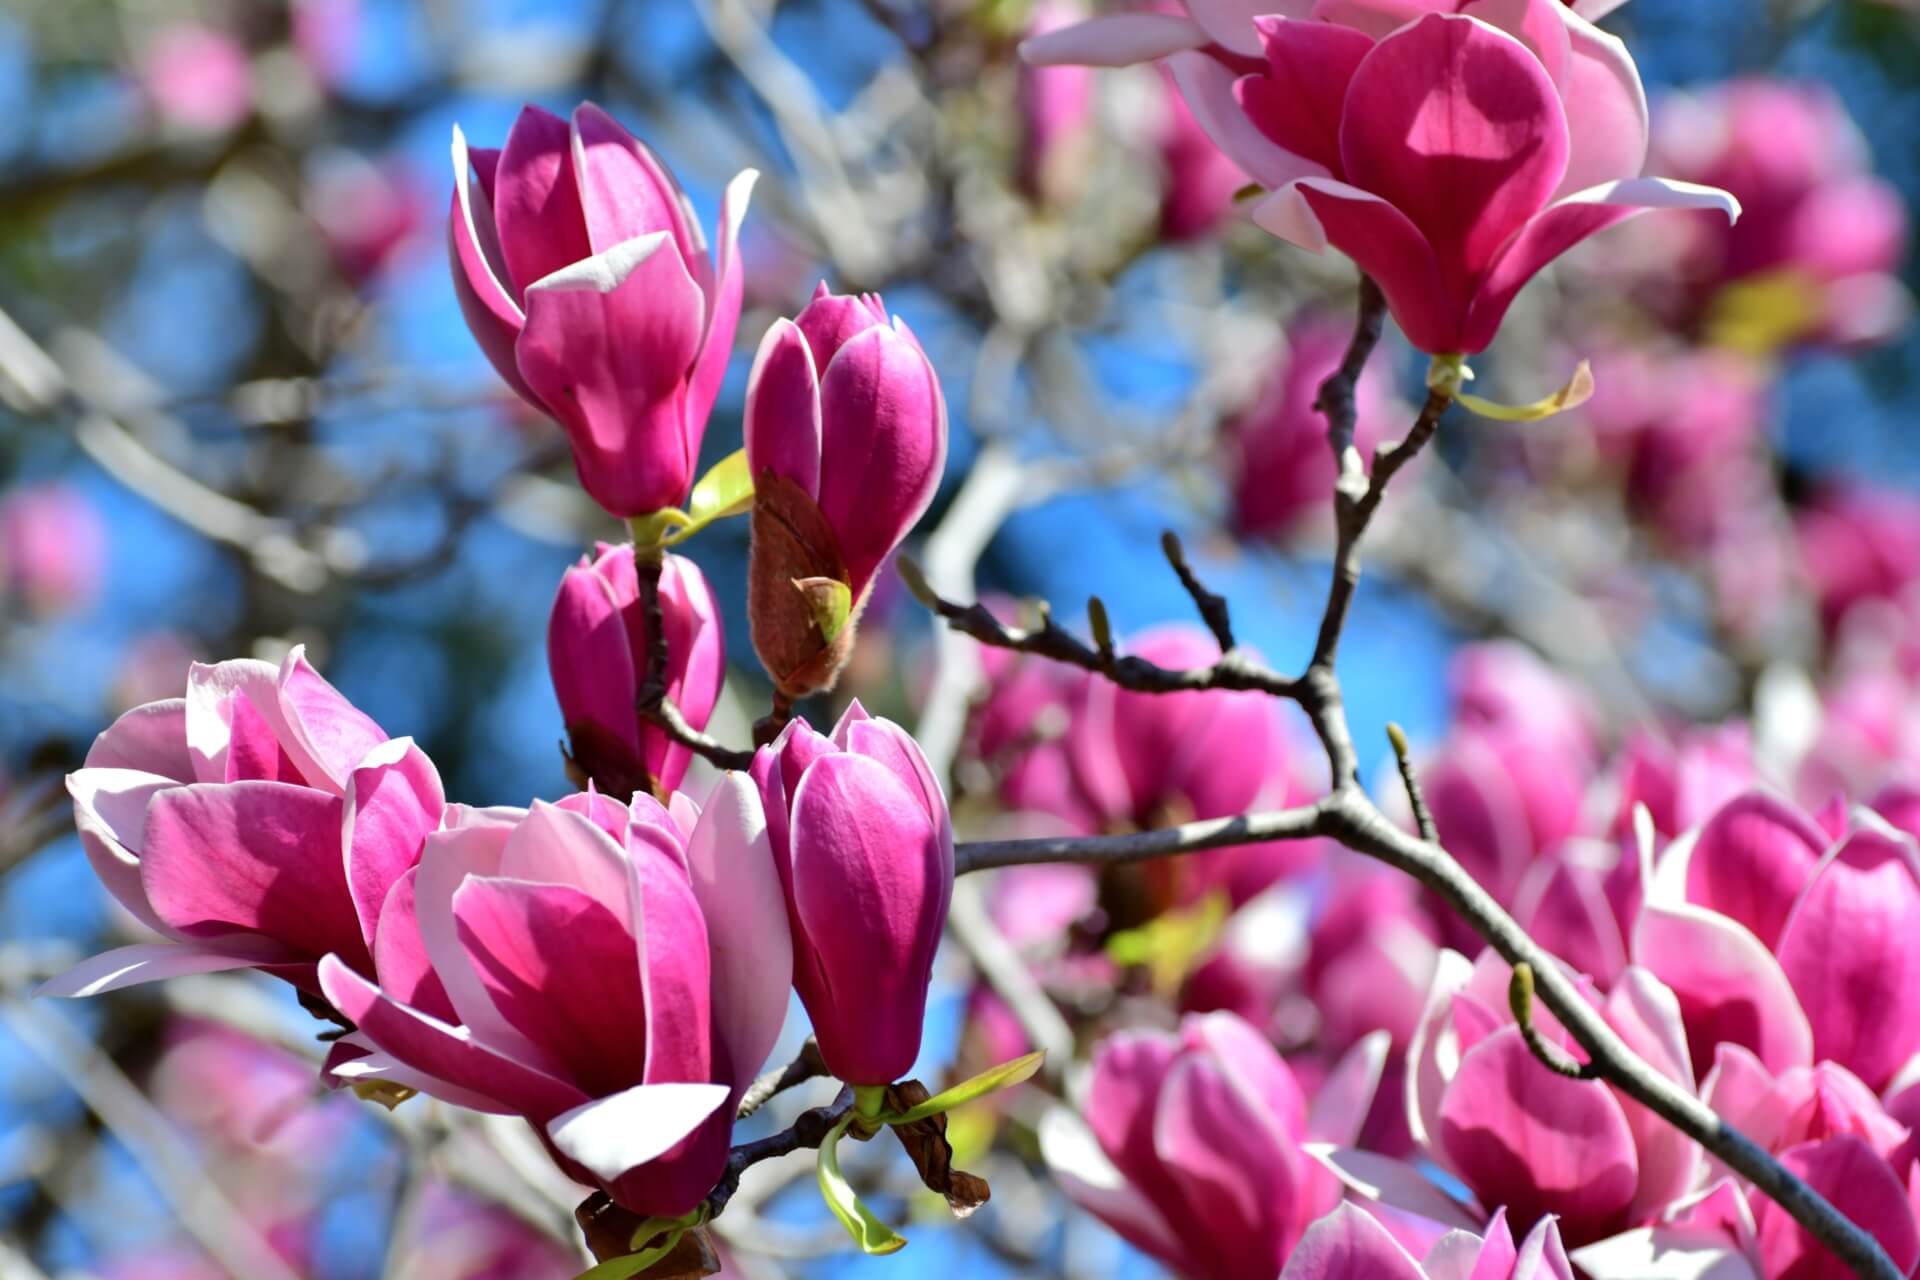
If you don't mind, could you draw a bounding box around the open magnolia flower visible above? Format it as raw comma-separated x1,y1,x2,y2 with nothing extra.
1024,3,1738,354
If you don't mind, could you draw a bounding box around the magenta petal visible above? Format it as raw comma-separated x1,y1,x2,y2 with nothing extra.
744,317,824,500
491,104,591,300
183,657,281,784
516,233,706,517
1777,827,1920,1091
788,752,948,1083
1278,1201,1425,1280
1236,17,1374,177
343,738,443,954
815,323,947,598
276,647,389,792
1039,1106,1192,1268
141,780,365,969
629,831,714,1089
1632,892,1813,1076
372,868,454,1021
1154,1054,1306,1278
1550,9,1648,193
1464,177,1741,354
1438,1026,1638,1245
453,875,651,1097
1086,1028,1184,1195
569,102,699,264
686,169,756,433
1685,791,1827,949
1750,1137,1920,1280
67,767,175,933
684,775,790,1091
319,954,587,1119
448,126,534,405
1339,14,1569,300
85,698,192,780
1259,180,1459,354
1603,966,1702,1222
547,552,642,761
1167,49,1323,191
791,282,889,372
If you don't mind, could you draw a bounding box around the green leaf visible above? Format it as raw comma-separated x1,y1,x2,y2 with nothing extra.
817,1113,908,1255
627,508,693,554
794,576,854,644
670,448,756,541
882,1052,1047,1126
570,1229,686,1280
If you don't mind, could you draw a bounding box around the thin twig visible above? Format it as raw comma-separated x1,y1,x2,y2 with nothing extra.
1385,723,1438,844
1160,530,1234,652
737,1040,827,1121
1506,962,1600,1081
631,553,758,773
707,1089,854,1219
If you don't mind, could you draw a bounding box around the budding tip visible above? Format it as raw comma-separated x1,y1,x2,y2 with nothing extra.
1385,721,1410,757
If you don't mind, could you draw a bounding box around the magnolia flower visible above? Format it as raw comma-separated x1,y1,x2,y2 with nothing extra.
1632,791,1920,1092
1325,949,1701,1250
751,703,952,1085
549,545,725,798
1040,1011,1389,1280
323,781,790,1217
743,285,947,701
449,103,754,517
1025,4,1737,354
0,482,107,617
41,649,444,999
1280,1201,1575,1280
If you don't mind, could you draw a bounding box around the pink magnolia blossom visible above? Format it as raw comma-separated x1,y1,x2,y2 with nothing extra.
0,483,107,617
1024,5,1736,354
1795,483,1920,638
1040,1010,1389,1280
138,24,253,133
1421,725,1591,914
743,283,948,605
1279,1201,1575,1280
1644,79,1910,349
1611,723,1755,840
1632,791,1920,1093
549,545,725,799
1328,949,1701,1250
449,104,754,517
1575,346,1771,549
306,150,428,287
1225,312,1395,540
322,781,790,1217
40,648,444,1000
1019,2,1097,204
751,702,953,1085
993,625,1315,907
1574,1049,1920,1280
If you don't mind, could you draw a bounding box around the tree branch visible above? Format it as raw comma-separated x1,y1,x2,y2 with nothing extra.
736,1039,827,1121
631,553,758,773
706,1089,854,1219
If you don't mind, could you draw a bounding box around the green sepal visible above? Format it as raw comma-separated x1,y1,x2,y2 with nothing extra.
817,1112,908,1255
879,1051,1047,1126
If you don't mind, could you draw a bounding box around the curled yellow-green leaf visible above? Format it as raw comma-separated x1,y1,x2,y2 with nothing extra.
817,1113,907,1255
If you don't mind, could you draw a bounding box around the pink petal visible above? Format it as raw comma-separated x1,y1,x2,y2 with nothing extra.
1438,1026,1639,1245
1188,0,1299,55
491,104,591,300
1702,1042,1785,1153
687,169,757,433
545,1081,729,1185
372,867,454,1021
1463,177,1741,353
1154,1053,1307,1277
743,317,824,500
1236,18,1374,178
791,283,888,372
447,126,534,404
1254,179,1459,354
1278,1201,1427,1280
547,550,642,762
1750,1137,1920,1280
788,752,948,1084
627,830,714,1091
1310,1145,1484,1234
1684,791,1827,949
183,658,281,784
140,780,366,970
569,103,700,265
1018,12,1211,66
37,941,289,998
343,737,443,954
1604,966,1702,1223
319,954,586,1119
515,233,706,517
683,774,792,1092
1339,14,1568,307
85,698,192,780
453,875,651,1097
1168,49,1326,191
1777,827,1920,1091
1038,1106,1193,1269
1551,7,1648,193
815,322,948,599
1511,1214,1577,1280
1568,1229,1759,1280
1308,1030,1391,1148
651,555,725,795
496,800,635,932
837,712,954,855
67,766,175,933
1086,1028,1185,1198
275,646,389,792
1631,891,1813,1076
